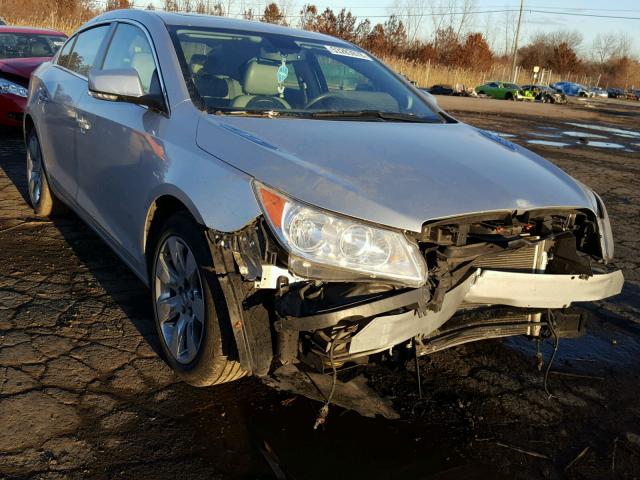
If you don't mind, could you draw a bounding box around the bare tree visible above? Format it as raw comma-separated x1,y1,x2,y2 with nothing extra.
428,0,477,41
614,32,633,59
546,30,583,51
591,33,617,64
481,12,495,51
391,0,428,43
501,9,516,57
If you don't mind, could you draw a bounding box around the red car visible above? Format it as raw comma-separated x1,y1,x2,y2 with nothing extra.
0,26,67,127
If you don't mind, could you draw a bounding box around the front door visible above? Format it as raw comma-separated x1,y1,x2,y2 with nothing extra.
38,24,111,201
75,22,169,269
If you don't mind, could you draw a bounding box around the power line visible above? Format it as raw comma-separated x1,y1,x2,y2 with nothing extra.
117,2,640,21
527,9,640,20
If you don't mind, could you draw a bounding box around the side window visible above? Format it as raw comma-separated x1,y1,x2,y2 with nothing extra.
102,23,156,94
67,25,110,76
57,36,76,68
317,55,372,92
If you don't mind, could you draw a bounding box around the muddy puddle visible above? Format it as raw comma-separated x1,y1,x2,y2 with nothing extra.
562,131,608,139
507,311,640,374
526,139,571,147
492,123,639,152
586,141,626,149
565,122,640,139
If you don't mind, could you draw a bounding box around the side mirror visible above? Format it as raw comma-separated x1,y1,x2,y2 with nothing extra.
88,68,166,113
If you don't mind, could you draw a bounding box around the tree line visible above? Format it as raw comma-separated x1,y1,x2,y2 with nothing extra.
1,0,637,87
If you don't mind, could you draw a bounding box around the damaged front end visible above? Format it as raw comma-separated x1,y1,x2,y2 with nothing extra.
208,185,623,377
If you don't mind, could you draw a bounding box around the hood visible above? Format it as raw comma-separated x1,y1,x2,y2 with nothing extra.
196,116,596,233
0,57,49,80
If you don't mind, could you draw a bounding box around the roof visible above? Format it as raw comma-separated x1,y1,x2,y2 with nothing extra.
92,9,347,45
0,25,66,36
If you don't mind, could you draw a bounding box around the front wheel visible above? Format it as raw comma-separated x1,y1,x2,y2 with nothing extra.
26,130,66,216
150,212,246,386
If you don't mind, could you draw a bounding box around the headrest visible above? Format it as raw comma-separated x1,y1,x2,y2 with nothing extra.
243,60,280,96
196,76,229,98
31,41,52,57
190,54,207,74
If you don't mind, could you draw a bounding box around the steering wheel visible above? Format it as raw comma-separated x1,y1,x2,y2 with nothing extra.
246,96,291,110
305,93,346,109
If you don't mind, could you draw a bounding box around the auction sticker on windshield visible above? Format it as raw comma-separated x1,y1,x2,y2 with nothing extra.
325,45,372,61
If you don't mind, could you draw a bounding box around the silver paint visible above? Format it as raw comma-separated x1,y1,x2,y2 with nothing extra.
27,9,602,287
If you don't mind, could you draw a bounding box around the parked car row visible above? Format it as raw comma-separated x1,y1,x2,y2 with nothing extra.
465,81,567,104
0,25,67,127
551,82,639,101
473,81,535,101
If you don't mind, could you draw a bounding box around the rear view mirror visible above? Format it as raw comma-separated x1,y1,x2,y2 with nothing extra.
88,68,166,113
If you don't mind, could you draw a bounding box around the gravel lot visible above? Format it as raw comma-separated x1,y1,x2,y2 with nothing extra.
1,98,639,479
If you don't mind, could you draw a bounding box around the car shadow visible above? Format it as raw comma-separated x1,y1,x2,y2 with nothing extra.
0,127,163,355
0,127,32,206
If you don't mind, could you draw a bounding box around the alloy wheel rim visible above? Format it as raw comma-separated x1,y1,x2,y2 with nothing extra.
154,236,205,365
27,136,42,206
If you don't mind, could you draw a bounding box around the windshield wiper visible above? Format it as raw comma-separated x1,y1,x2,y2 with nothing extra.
212,109,440,123
309,110,438,123
214,109,285,118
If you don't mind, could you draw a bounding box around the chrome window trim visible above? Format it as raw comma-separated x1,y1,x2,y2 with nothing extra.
52,21,113,81
50,19,170,116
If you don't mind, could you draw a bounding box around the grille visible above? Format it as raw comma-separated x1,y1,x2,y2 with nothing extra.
472,240,548,273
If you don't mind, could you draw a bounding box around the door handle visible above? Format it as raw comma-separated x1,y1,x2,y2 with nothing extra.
76,115,91,133
36,90,50,104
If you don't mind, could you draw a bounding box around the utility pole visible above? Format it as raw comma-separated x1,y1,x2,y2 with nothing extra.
511,0,524,83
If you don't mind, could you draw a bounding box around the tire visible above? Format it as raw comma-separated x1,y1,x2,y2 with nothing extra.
26,130,67,216
150,212,246,386
478,90,485,95
505,92,513,101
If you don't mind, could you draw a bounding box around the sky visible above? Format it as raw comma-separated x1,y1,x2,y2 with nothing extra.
169,0,640,57
241,0,640,55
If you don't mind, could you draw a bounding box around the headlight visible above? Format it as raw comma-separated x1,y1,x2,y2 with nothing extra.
254,183,428,287
0,78,28,98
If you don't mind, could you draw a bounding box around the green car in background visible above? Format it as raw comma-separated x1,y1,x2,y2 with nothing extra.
475,81,535,101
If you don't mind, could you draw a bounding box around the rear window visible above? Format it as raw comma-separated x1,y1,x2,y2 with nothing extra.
0,32,67,59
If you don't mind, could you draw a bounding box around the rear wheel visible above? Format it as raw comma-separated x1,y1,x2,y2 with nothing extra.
151,212,246,386
26,131,66,216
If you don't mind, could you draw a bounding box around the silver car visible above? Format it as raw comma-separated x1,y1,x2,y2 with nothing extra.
25,10,623,387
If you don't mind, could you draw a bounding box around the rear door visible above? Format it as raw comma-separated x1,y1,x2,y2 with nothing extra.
75,21,169,267
37,24,111,201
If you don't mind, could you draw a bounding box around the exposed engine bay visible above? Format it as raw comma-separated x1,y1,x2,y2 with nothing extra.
207,208,623,377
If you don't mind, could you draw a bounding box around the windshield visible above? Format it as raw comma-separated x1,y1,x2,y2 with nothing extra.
168,26,442,122
0,33,66,59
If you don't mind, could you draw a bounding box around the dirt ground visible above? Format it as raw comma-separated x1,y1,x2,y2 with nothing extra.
1,97,639,480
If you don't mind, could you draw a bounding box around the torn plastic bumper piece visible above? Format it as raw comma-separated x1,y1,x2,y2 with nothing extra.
276,269,624,355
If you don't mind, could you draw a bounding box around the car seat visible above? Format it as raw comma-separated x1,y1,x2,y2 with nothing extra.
231,59,291,110
31,38,53,57
192,53,243,106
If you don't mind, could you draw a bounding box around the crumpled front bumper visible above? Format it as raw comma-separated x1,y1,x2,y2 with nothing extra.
349,269,623,354
277,269,624,355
